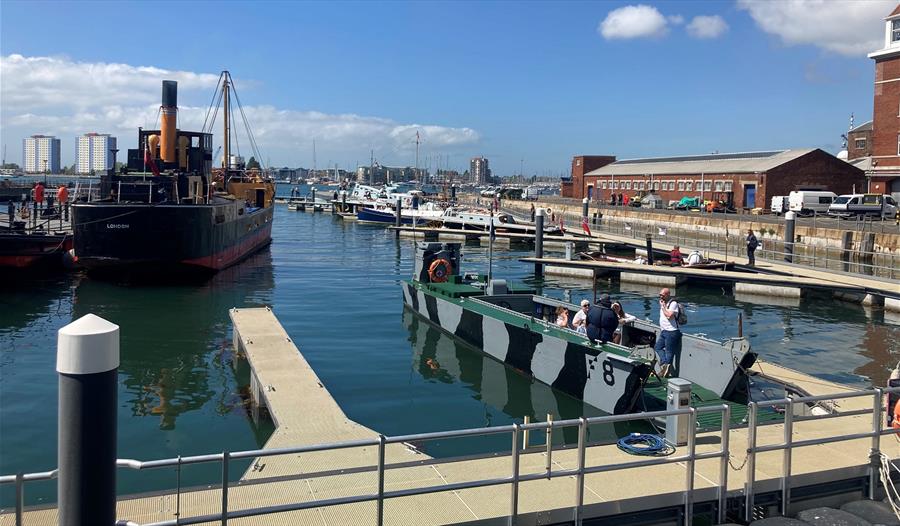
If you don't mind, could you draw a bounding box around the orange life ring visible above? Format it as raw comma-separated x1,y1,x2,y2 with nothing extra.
428,258,452,283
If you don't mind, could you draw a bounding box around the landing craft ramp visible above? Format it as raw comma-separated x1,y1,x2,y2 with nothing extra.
3,308,898,526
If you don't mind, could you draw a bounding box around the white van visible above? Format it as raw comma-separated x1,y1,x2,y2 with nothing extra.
788,191,836,216
770,195,788,216
828,194,899,219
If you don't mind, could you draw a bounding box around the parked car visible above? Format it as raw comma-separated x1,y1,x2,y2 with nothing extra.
788,191,836,216
828,193,899,219
771,195,789,216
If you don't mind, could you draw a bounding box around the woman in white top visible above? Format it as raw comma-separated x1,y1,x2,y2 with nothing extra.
571,300,589,335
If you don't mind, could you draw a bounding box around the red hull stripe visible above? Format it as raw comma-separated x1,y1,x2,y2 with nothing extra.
180,222,273,270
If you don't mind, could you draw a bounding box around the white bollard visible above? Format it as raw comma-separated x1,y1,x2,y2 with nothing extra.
57,314,119,526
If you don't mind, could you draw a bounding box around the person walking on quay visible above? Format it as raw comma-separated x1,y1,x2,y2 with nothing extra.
586,294,618,344
655,288,683,378
529,202,535,223
7,200,14,225
746,229,759,266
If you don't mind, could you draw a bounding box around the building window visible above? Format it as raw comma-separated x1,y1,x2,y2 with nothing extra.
897,134,900,156
668,181,675,191
601,181,607,189
855,138,866,150
724,181,733,192
893,19,900,42
624,181,631,190
715,181,724,192
678,181,685,191
685,181,693,192
703,181,712,191
611,181,618,190
653,181,661,191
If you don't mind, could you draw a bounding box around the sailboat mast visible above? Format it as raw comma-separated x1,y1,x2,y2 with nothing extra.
415,131,420,186
313,139,317,180
223,72,230,168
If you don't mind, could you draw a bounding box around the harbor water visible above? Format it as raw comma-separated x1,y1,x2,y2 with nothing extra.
2,189,899,507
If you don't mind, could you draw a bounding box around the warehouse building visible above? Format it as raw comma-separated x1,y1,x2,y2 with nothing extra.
574,149,864,210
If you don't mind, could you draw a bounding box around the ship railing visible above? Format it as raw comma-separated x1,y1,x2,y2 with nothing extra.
3,388,900,526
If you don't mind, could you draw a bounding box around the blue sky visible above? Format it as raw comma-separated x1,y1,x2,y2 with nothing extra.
0,0,893,175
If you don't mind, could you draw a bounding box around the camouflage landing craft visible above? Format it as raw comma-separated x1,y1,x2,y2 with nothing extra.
402,242,757,416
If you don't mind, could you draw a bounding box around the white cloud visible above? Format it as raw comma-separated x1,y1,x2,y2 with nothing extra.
686,15,729,39
668,15,685,26
0,55,479,166
737,0,895,56
599,5,670,40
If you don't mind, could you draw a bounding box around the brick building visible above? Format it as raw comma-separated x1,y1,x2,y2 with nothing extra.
845,121,873,160
561,155,616,199
581,149,864,210
856,6,900,198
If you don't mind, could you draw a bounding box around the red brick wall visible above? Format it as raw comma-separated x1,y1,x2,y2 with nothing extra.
872,58,900,163
580,150,864,210
570,155,615,200
847,128,873,160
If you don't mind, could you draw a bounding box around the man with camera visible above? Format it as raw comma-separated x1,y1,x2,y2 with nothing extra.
655,288,683,378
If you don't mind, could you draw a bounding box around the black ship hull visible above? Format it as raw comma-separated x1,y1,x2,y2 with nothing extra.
72,201,273,273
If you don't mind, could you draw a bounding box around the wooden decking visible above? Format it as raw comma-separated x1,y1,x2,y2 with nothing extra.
2,308,893,526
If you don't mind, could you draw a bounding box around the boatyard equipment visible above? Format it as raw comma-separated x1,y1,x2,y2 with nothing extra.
666,378,693,446
616,433,675,456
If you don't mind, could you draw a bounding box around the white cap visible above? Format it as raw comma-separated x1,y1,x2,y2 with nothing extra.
57,314,120,375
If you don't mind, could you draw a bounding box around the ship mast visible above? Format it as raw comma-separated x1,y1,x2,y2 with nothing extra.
223,72,230,168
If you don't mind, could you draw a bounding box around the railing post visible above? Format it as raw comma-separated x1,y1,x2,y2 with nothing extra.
57,314,119,526
782,396,794,516
574,417,587,525
685,408,697,525
176,455,182,525
510,424,521,526
745,402,758,523
15,472,24,526
377,434,386,526
522,415,530,450
545,413,553,479
870,389,884,500
719,405,731,525
221,451,229,526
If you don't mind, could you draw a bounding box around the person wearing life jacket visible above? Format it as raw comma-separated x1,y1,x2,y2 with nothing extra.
892,399,900,430
33,182,45,210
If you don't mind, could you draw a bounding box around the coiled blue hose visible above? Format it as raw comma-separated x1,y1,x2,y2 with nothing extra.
616,433,676,456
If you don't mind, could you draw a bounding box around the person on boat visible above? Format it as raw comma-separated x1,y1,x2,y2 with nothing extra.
655,288,682,378
686,250,703,266
611,302,636,344
57,184,68,208
623,194,630,206
572,300,589,335
587,294,618,344
555,306,569,328
670,245,683,266
7,200,14,224
746,229,759,267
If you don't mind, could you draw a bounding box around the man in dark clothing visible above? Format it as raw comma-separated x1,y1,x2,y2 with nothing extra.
746,229,759,266
586,294,619,343
7,200,14,224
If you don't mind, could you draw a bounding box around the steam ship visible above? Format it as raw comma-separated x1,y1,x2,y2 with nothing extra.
72,72,275,273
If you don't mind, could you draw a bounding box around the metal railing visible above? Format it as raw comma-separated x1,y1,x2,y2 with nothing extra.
743,387,900,522
3,388,900,526
1,405,730,526
485,202,899,281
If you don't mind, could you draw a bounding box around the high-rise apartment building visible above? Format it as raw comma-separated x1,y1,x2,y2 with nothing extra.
76,133,117,174
22,135,61,173
470,156,490,184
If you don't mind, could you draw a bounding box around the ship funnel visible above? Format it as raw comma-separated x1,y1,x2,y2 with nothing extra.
160,80,178,164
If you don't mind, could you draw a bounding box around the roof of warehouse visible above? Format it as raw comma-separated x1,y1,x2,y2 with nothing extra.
584,148,818,176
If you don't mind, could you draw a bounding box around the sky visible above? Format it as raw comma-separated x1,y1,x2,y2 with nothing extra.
0,0,895,176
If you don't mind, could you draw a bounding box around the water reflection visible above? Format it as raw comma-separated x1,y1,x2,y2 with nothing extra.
70,249,275,430
403,308,634,449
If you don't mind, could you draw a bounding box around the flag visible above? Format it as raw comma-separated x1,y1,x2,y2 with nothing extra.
581,215,591,236
489,214,496,242
144,143,160,176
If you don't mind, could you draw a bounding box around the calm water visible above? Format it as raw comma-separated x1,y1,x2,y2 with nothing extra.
2,187,899,506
